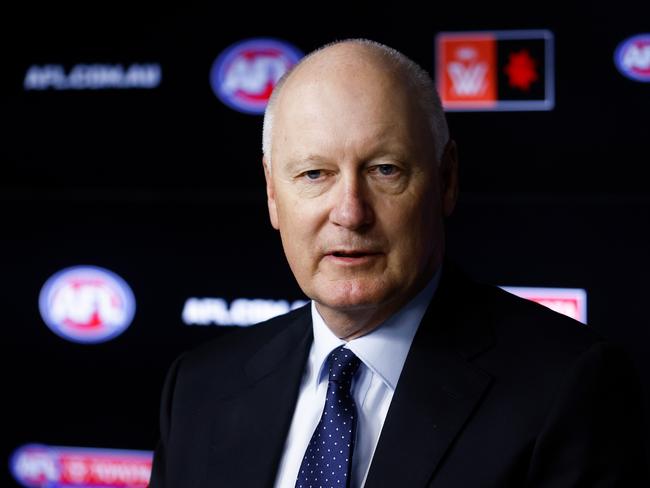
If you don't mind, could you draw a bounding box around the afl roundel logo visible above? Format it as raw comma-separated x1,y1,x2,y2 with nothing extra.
210,38,303,114
614,34,650,82
38,266,136,344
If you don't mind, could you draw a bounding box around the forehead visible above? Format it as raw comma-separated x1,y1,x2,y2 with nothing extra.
272,57,430,161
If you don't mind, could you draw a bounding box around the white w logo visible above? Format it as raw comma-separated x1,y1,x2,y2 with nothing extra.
447,62,488,96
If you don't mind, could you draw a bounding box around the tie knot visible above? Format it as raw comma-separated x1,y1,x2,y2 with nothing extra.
328,346,360,384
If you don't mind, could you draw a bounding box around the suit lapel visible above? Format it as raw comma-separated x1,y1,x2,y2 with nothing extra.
204,308,313,487
365,266,495,487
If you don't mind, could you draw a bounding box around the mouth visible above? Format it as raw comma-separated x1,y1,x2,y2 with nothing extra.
331,250,374,258
325,249,383,264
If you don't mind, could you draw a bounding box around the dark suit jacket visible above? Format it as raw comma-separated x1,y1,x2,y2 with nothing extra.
149,265,648,487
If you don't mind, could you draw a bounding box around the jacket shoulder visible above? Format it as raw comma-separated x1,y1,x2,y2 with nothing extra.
180,303,311,373
481,283,602,356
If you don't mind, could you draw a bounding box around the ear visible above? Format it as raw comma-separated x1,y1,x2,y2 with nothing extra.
263,156,280,229
439,139,459,217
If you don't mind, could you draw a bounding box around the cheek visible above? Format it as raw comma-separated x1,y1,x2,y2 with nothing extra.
277,191,327,235
279,231,311,286
277,208,320,271
384,198,439,263
278,210,317,244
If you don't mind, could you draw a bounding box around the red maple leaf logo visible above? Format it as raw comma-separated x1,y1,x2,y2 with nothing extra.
504,49,538,91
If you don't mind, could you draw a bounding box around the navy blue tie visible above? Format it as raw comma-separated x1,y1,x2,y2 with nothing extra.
295,346,361,488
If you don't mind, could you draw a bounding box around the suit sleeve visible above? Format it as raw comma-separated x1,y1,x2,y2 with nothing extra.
526,342,649,486
148,354,184,488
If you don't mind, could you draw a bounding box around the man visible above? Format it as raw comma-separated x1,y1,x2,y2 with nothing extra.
150,39,648,487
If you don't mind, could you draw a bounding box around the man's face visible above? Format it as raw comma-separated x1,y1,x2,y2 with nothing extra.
265,55,456,330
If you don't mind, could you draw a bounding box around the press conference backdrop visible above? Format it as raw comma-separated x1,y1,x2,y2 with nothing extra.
2,3,650,486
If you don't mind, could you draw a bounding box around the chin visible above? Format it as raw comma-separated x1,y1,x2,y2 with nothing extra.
310,277,395,312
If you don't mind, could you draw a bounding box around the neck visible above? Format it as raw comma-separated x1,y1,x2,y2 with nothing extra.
315,302,400,341
315,269,439,341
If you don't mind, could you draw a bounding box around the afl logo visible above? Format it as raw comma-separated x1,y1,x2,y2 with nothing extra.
38,266,136,344
614,34,650,82
209,38,303,114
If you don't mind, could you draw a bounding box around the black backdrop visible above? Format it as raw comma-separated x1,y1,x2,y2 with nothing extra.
3,2,650,485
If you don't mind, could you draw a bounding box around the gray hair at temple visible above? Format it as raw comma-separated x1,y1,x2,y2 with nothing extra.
262,38,450,168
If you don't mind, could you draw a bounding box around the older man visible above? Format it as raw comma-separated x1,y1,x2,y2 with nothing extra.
150,40,647,487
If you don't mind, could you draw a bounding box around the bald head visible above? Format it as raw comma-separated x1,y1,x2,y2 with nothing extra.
262,39,449,168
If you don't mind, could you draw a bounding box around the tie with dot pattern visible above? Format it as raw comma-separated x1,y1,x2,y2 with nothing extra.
295,345,361,488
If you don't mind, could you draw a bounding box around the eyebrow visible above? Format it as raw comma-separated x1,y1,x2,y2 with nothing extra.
281,144,414,173
283,155,331,173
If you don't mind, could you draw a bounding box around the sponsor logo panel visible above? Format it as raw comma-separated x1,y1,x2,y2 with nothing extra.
500,286,587,323
614,33,650,82
182,297,308,326
436,30,554,111
10,444,152,488
39,266,136,343
24,64,162,90
209,38,303,114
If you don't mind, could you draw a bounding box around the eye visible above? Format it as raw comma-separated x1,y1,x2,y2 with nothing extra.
303,170,323,180
372,164,399,176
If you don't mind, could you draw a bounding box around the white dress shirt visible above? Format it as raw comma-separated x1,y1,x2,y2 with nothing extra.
273,270,441,488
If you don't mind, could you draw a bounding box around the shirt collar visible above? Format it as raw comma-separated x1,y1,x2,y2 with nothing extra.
309,266,442,392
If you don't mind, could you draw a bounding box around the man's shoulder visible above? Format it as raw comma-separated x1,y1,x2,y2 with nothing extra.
468,280,616,374
448,276,641,414
443,263,599,350
438,262,606,367
483,283,599,348
177,303,311,377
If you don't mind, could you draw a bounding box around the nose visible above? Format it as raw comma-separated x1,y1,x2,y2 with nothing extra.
329,173,375,230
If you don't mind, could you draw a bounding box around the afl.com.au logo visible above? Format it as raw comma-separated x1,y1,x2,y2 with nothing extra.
38,265,136,344
210,38,303,114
